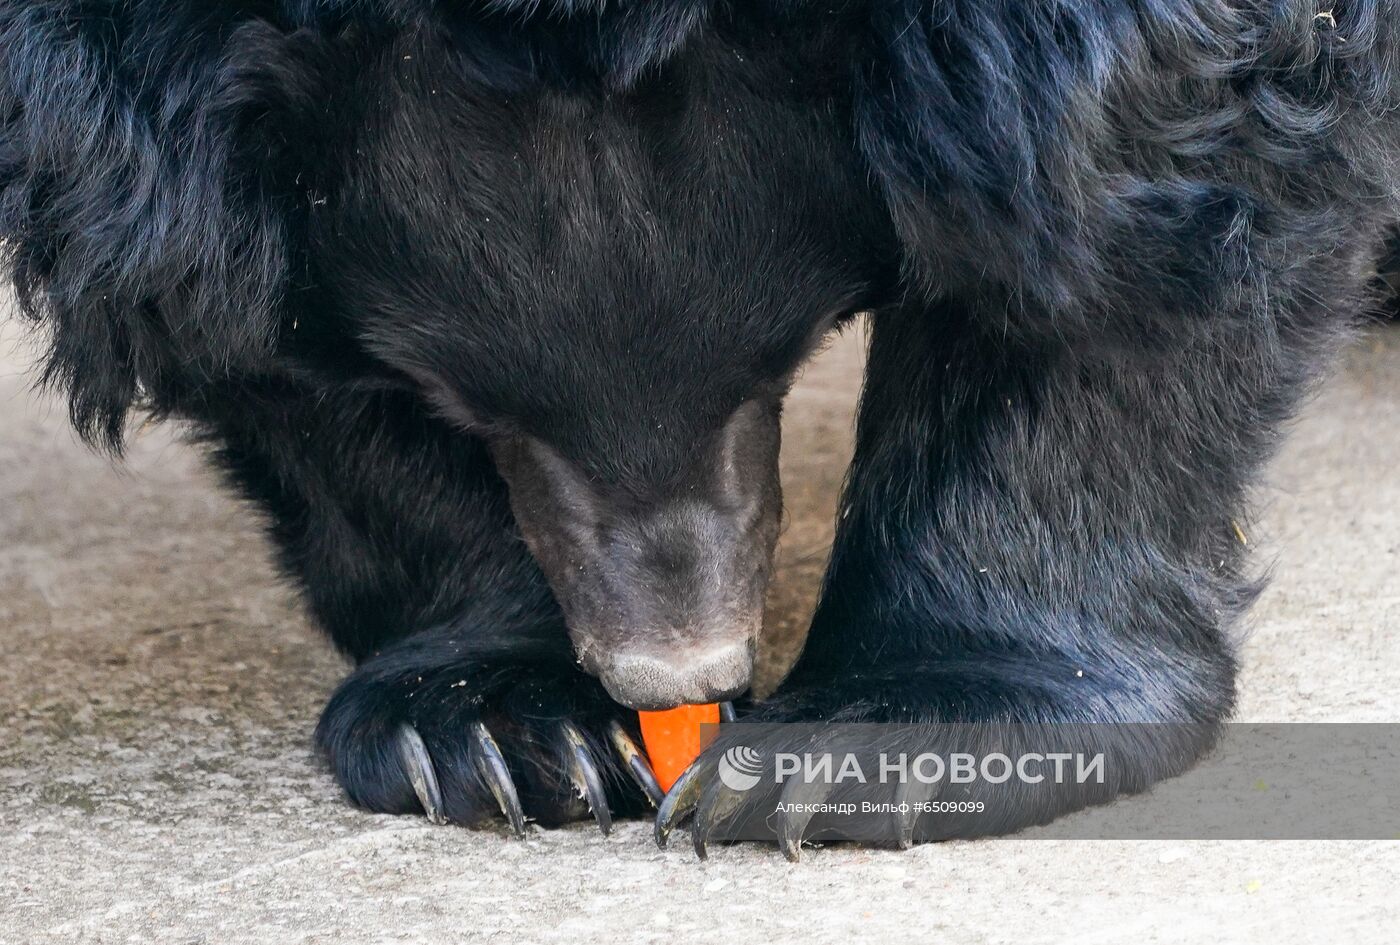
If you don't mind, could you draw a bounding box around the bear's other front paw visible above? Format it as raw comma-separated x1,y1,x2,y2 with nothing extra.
316,655,662,834
653,668,1208,860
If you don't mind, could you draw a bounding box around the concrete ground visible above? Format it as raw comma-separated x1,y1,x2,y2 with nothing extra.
1,298,1397,945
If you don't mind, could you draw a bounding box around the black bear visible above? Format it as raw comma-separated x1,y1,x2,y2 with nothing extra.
2,0,1396,858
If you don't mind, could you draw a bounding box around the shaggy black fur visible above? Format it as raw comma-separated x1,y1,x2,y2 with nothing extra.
3,0,1397,849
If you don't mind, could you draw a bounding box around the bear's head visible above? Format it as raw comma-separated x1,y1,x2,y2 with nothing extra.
1,3,895,709
311,19,896,708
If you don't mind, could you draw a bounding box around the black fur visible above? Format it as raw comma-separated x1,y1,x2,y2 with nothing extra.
3,0,1396,845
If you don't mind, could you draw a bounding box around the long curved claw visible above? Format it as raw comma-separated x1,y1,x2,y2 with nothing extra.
395,724,446,825
719,701,738,723
606,720,664,808
559,720,612,835
690,778,749,861
654,759,707,848
775,778,837,863
468,721,527,838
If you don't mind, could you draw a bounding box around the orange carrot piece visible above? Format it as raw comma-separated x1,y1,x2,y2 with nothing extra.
637,703,720,792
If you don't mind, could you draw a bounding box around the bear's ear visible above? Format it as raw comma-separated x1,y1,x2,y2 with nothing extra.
0,6,330,450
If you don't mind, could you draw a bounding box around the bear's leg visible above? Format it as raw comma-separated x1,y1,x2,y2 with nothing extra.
204,384,659,831
661,288,1345,857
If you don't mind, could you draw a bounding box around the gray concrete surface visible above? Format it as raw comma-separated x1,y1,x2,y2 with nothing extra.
1,299,1397,944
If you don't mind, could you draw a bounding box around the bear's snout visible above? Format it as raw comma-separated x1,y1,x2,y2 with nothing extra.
491,401,782,709
584,636,756,711
552,501,770,708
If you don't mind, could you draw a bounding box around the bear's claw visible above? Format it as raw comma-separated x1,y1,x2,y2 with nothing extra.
467,721,527,838
559,719,613,835
653,758,706,850
607,719,665,807
395,723,447,826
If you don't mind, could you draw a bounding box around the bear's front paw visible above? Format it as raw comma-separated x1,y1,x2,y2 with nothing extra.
653,709,997,860
316,655,662,834
655,668,1056,860
654,666,1216,860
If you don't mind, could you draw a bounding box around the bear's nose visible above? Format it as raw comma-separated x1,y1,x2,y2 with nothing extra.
590,639,754,711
